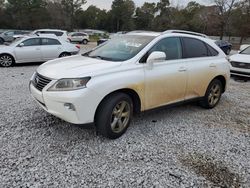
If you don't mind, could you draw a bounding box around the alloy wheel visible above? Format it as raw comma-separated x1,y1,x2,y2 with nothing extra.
0,55,13,67
110,101,131,133
208,83,221,106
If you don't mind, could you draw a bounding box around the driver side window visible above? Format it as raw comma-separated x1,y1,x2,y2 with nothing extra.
149,37,182,60
140,37,182,63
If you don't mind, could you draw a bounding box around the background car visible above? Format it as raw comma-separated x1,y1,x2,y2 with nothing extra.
0,30,30,44
68,32,89,44
31,29,69,42
0,35,80,67
215,40,232,55
240,44,250,51
230,46,250,78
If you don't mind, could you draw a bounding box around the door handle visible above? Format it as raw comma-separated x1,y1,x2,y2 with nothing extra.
179,67,187,72
209,63,216,67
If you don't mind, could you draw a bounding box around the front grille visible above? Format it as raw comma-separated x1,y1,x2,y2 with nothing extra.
230,61,250,69
33,73,51,91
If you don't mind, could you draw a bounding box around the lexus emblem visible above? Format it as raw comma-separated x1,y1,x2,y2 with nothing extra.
35,77,39,83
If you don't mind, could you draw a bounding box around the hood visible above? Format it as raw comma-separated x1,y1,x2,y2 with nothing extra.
37,55,122,79
0,45,12,51
230,54,250,64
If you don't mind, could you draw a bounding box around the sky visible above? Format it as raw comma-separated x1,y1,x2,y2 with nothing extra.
82,0,211,10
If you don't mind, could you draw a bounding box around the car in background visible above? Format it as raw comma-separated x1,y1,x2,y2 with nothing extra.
240,44,250,51
0,30,30,44
215,40,232,55
32,29,68,42
0,35,80,67
229,46,250,78
29,31,230,139
68,32,89,44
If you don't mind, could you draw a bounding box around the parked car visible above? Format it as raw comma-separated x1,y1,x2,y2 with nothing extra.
215,40,232,55
68,32,89,44
31,29,68,42
240,44,250,51
229,46,250,78
0,30,30,44
30,31,230,139
0,36,80,67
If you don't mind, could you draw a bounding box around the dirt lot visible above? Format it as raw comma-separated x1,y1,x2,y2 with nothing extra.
0,43,249,187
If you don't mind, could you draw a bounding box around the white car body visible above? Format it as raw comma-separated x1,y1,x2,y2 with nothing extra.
32,29,68,42
0,36,80,64
230,46,250,77
29,32,230,129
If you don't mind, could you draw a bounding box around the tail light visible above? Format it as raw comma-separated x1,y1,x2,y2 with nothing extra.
76,45,80,49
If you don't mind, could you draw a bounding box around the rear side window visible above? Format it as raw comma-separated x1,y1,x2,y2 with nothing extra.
41,38,61,45
207,44,219,56
182,37,208,58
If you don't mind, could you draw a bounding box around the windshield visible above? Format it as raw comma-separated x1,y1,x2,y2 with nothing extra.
240,46,250,55
85,35,155,61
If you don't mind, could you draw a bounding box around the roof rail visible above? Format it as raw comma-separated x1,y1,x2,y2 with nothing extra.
163,30,209,38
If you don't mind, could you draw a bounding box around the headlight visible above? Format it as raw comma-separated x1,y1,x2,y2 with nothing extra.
48,77,91,91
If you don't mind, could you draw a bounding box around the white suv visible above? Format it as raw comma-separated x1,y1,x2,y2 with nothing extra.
68,32,89,44
30,31,230,139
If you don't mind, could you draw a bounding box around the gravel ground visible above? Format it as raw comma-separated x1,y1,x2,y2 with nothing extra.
0,44,250,187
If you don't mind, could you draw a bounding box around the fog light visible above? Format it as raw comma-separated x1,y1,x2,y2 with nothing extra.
64,103,76,111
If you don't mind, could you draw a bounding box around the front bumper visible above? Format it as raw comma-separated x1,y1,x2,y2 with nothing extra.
230,67,250,78
29,82,101,124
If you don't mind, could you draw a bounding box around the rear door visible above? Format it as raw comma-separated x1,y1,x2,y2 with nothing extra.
40,38,62,61
14,38,42,63
181,37,220,99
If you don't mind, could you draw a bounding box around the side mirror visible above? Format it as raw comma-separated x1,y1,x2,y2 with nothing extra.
18,43,24,47
146,51,166,64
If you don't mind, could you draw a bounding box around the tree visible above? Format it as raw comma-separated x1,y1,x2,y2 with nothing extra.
134,2,156,30
110,0,135,31
214,0,238,39
61,0,86,30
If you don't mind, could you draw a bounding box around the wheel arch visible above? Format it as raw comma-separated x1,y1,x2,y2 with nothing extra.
211,75,227,93
94,88,142,121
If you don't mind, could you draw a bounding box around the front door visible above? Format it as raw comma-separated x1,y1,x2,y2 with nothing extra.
144,37,187,110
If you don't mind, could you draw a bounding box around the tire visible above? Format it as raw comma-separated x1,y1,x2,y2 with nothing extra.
82,39,88,45
95,93,133,139
59,52,70,58
0,54,15,67
200,79,223,109
0,38,4,44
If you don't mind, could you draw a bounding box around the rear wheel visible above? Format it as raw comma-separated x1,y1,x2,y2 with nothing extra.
59,52,70,58
82,39,88,45
95,93,133,139
200,79,223,109
0,54,14,67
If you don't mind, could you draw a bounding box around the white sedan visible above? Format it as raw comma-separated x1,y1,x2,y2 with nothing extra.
230,46,250,78
0,36,80,67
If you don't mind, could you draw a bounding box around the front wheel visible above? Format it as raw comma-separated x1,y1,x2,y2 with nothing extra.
95,93,133,139
200,79,223,109
0,54,15,67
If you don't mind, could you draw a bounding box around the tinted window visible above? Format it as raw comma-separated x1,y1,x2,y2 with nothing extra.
37,31,63,36
41,38,61,45
149,37,182,60
182,37,208,58
22,38,40,46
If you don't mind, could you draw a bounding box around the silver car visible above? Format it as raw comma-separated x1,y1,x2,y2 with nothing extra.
0,30,30,44
0,35,80,67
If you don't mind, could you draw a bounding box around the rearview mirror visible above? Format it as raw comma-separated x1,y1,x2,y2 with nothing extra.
146,51,166,64
18,43,24,47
